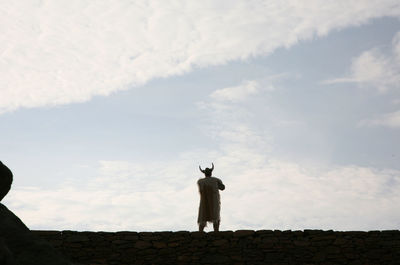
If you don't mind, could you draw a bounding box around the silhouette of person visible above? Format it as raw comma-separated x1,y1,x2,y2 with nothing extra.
197,163,225,232
0,161,13,202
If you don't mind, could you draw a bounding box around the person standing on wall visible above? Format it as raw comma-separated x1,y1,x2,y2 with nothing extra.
197,163,225,232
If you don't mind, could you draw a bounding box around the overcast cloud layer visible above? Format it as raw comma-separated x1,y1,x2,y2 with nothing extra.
1,0,400,113
5,83,400,231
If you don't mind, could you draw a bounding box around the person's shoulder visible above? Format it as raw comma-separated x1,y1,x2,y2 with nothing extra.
211,176,222,181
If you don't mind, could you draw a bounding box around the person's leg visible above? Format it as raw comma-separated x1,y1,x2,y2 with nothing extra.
213,220,220,232
199,222,206,232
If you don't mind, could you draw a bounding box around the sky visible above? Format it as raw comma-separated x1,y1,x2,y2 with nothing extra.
1,0,400,232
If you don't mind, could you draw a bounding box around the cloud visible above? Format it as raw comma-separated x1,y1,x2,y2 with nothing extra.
1,1,400,113
199,79,274,155
323,31,400,92
5,79,400,232
359,110,400,128
323,31,400,129
210,81,261,102
394,31,400,61
6,156,205,231
5,157,400,231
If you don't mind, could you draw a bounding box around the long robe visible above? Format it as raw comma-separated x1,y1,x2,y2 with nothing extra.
197,176,225,225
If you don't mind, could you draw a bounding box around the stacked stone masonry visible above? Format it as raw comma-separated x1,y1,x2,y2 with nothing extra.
32,230,400,265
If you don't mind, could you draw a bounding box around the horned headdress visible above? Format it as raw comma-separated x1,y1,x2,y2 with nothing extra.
199,163,214,176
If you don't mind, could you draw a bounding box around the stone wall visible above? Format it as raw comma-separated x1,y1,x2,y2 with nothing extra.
32,230,400,265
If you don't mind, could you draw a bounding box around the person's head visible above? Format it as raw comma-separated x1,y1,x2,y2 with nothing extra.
199,163,214,177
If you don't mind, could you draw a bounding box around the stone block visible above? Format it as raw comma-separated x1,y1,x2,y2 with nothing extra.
304,229,324,235
325,246,341,254
213,239,228,246
153,241,167,248
191,231,207,238
134,240,152,249
255,230,273,235
65,235,90,243
234,230,255,237
167,242,180,247
333,238,347,245
200,254,230,264
313,252,325,262
293,240,310,247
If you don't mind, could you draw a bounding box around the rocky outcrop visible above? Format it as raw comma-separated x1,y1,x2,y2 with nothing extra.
0,203,72,265
0,161,13,201
0,237,17,265
0,161,72,265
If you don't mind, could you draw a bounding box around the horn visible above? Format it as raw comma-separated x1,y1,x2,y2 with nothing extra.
199,165,205,173
211,163,214,171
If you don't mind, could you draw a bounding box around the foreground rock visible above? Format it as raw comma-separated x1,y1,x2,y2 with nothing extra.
0,161,13,201
0,160,72,265
0,203,72,265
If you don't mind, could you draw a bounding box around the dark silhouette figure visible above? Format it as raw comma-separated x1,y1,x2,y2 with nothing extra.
0,162,71,264
0,161,13,201
197,163,225,232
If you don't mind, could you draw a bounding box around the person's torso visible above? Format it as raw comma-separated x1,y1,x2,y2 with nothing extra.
198,177,220,193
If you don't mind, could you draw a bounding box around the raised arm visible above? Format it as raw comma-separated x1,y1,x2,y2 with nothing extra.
217,179,225,191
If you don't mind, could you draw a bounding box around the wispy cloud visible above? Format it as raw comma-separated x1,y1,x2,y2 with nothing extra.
210,81,261,102
323,31,400,92
1,1,400,113
323,31,400,129
359,110,400,128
